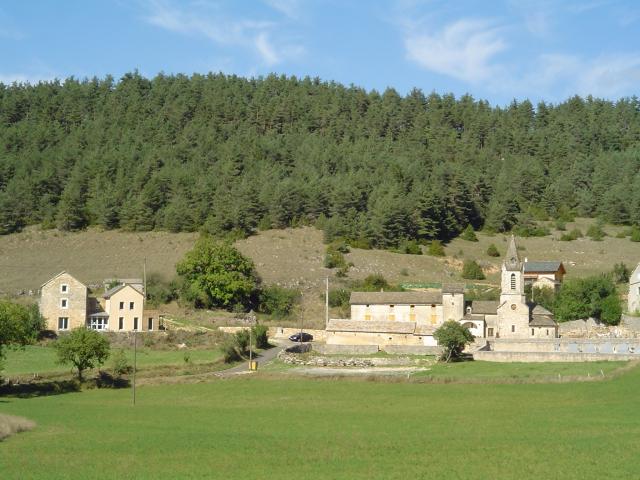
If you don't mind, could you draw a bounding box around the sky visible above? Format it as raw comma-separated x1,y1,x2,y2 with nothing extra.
1,0,639,106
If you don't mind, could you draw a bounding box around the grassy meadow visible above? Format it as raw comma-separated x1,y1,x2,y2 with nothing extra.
2,364,640,479
1,345,223,377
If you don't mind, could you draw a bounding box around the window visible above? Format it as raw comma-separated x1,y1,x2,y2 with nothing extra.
364,306,371,321
487,327,494,336
510,273,516,290
430,304,437,324
60,284,68,293
511,325,515,333
119,301,124,310
119,317,124,330
388,305,395,321
133,317,139,331
409,305,416,322
89,317,108,331
129,301,135,310
58,317,69,330
546,329,549,336
531,328,535,336
60,298,68,309
148,317,154,330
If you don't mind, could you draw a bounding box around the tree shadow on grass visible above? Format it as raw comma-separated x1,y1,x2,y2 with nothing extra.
0,379,81,398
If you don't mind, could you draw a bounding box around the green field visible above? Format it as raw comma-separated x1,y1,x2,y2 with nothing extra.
1,345,223,376
2,364,640,479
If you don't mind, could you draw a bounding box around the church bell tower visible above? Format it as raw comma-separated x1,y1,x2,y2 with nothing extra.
500,235,525,305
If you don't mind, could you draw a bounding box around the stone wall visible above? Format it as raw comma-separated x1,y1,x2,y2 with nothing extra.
382,345,441,355
40,273,87,331
218,326,327,341
474,350,639,362
491,337,640,354
314,344,379,355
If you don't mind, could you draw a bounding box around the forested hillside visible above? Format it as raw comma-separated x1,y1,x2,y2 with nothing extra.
1,72,640,247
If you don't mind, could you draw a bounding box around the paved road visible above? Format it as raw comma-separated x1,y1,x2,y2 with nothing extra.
218,339,293,375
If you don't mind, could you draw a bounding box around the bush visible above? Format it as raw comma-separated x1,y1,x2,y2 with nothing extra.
630,226,640,242
398,239,422,255
486,244,500,257
324,245,348,269
328,288,351,308
234,330,250,354
587,223,606,241
427,240,445,256
555,220,566,231
348,238,372,249
252,324,269,349
461,260,485,280
460,225,478,242
612,262,630,284
554,275,621,325
222,335,241,363
110,349,132,377
145,273,178,306
513,224,550,237
560,228,583,241
360,274,391,291
600,295,622,325
258,286,300,318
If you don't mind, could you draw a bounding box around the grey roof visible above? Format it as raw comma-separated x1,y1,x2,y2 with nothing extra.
327,319,417,334
462,314,486,321
88,311,109,318
442,283,465,294
504,235,521,271
103,284,127,298
531,304,553,316
349,291,442,305
524,261,564,273
530,315,557,327
469,300,500,315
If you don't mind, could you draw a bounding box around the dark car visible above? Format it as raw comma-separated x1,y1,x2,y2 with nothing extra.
289,332,313,343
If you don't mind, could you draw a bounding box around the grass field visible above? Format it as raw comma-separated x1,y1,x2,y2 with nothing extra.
1,345,223,377
2,364,640,479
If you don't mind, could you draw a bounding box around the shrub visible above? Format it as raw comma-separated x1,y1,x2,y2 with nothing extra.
110,349,132,377
324,245,348,269
222,335,241,363
600,295,622,325
328,288,351,308
460,225,478,242
486,244,500,257
348,238,372,249
145,273,178,306
361,274,391,291
631,226,640,242
555,220,566,231
398,239,422,255
587,223,606,241
252,324,269,349
513,224,550,237
461,260,485,280
234,330,250,354
560,228,583,241
427,240,445,256
258,286,300,318
615,231,627,239
612,262,630,284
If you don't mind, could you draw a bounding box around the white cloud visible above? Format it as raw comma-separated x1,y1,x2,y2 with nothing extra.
404,19,507,84
144,0,303,66
263,0,301,20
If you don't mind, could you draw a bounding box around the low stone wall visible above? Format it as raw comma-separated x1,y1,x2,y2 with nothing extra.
382,345,441,356
218,326,327,341
559,318,640,338
278,351,420,367
491,338,640,354
474,350,639,362
314,344,379,355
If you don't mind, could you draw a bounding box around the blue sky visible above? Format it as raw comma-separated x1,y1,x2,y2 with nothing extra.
1,0,639,105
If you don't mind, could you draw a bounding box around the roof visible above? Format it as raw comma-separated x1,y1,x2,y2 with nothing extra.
349,291,442,305
103,283,144,299
442,283,465,294
469,300,500,315
88,311,109,318
327,319,416,334
524,261,565,274
40,270,86,289
462,314,486,322
530,315,557,327
504,235,521,271
531,304,553,316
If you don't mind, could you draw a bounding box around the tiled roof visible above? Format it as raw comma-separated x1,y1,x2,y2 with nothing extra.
442,283,465,294
349,291,442,305
470,300,500,314
530,315,557,327
524,261,563,273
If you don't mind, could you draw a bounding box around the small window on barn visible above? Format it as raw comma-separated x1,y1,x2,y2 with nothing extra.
133,317,139,331
60,284,68,293
488,327,494,336
511,325,515,333
58,317,69,330
119,301,124,310
60,298,68,309
531,328,534,336
148,318,154,330
118,317,124,330
129,302,134,310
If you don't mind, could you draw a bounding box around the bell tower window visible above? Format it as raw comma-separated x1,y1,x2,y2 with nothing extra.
510,273,516,290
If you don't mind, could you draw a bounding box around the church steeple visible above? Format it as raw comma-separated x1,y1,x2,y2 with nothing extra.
504,235,521,271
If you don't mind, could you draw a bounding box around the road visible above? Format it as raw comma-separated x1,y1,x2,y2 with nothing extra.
218,339,293,375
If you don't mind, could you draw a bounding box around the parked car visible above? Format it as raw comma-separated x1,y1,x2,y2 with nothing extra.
289,332,313,342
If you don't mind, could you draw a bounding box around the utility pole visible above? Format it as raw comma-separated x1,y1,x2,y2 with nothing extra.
325,277,329,329
299,292,304,345
133,329,137,405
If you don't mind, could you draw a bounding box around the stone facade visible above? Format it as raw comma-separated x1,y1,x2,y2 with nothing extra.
629,263,640,314
496,236,531,338
39,271,88,331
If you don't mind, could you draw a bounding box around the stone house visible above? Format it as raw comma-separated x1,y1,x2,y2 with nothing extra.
629,263,640,314
39,271,88,331
523,260,565,291
40,272,159,332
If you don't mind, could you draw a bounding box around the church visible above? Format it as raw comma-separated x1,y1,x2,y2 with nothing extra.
325,236,558,348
